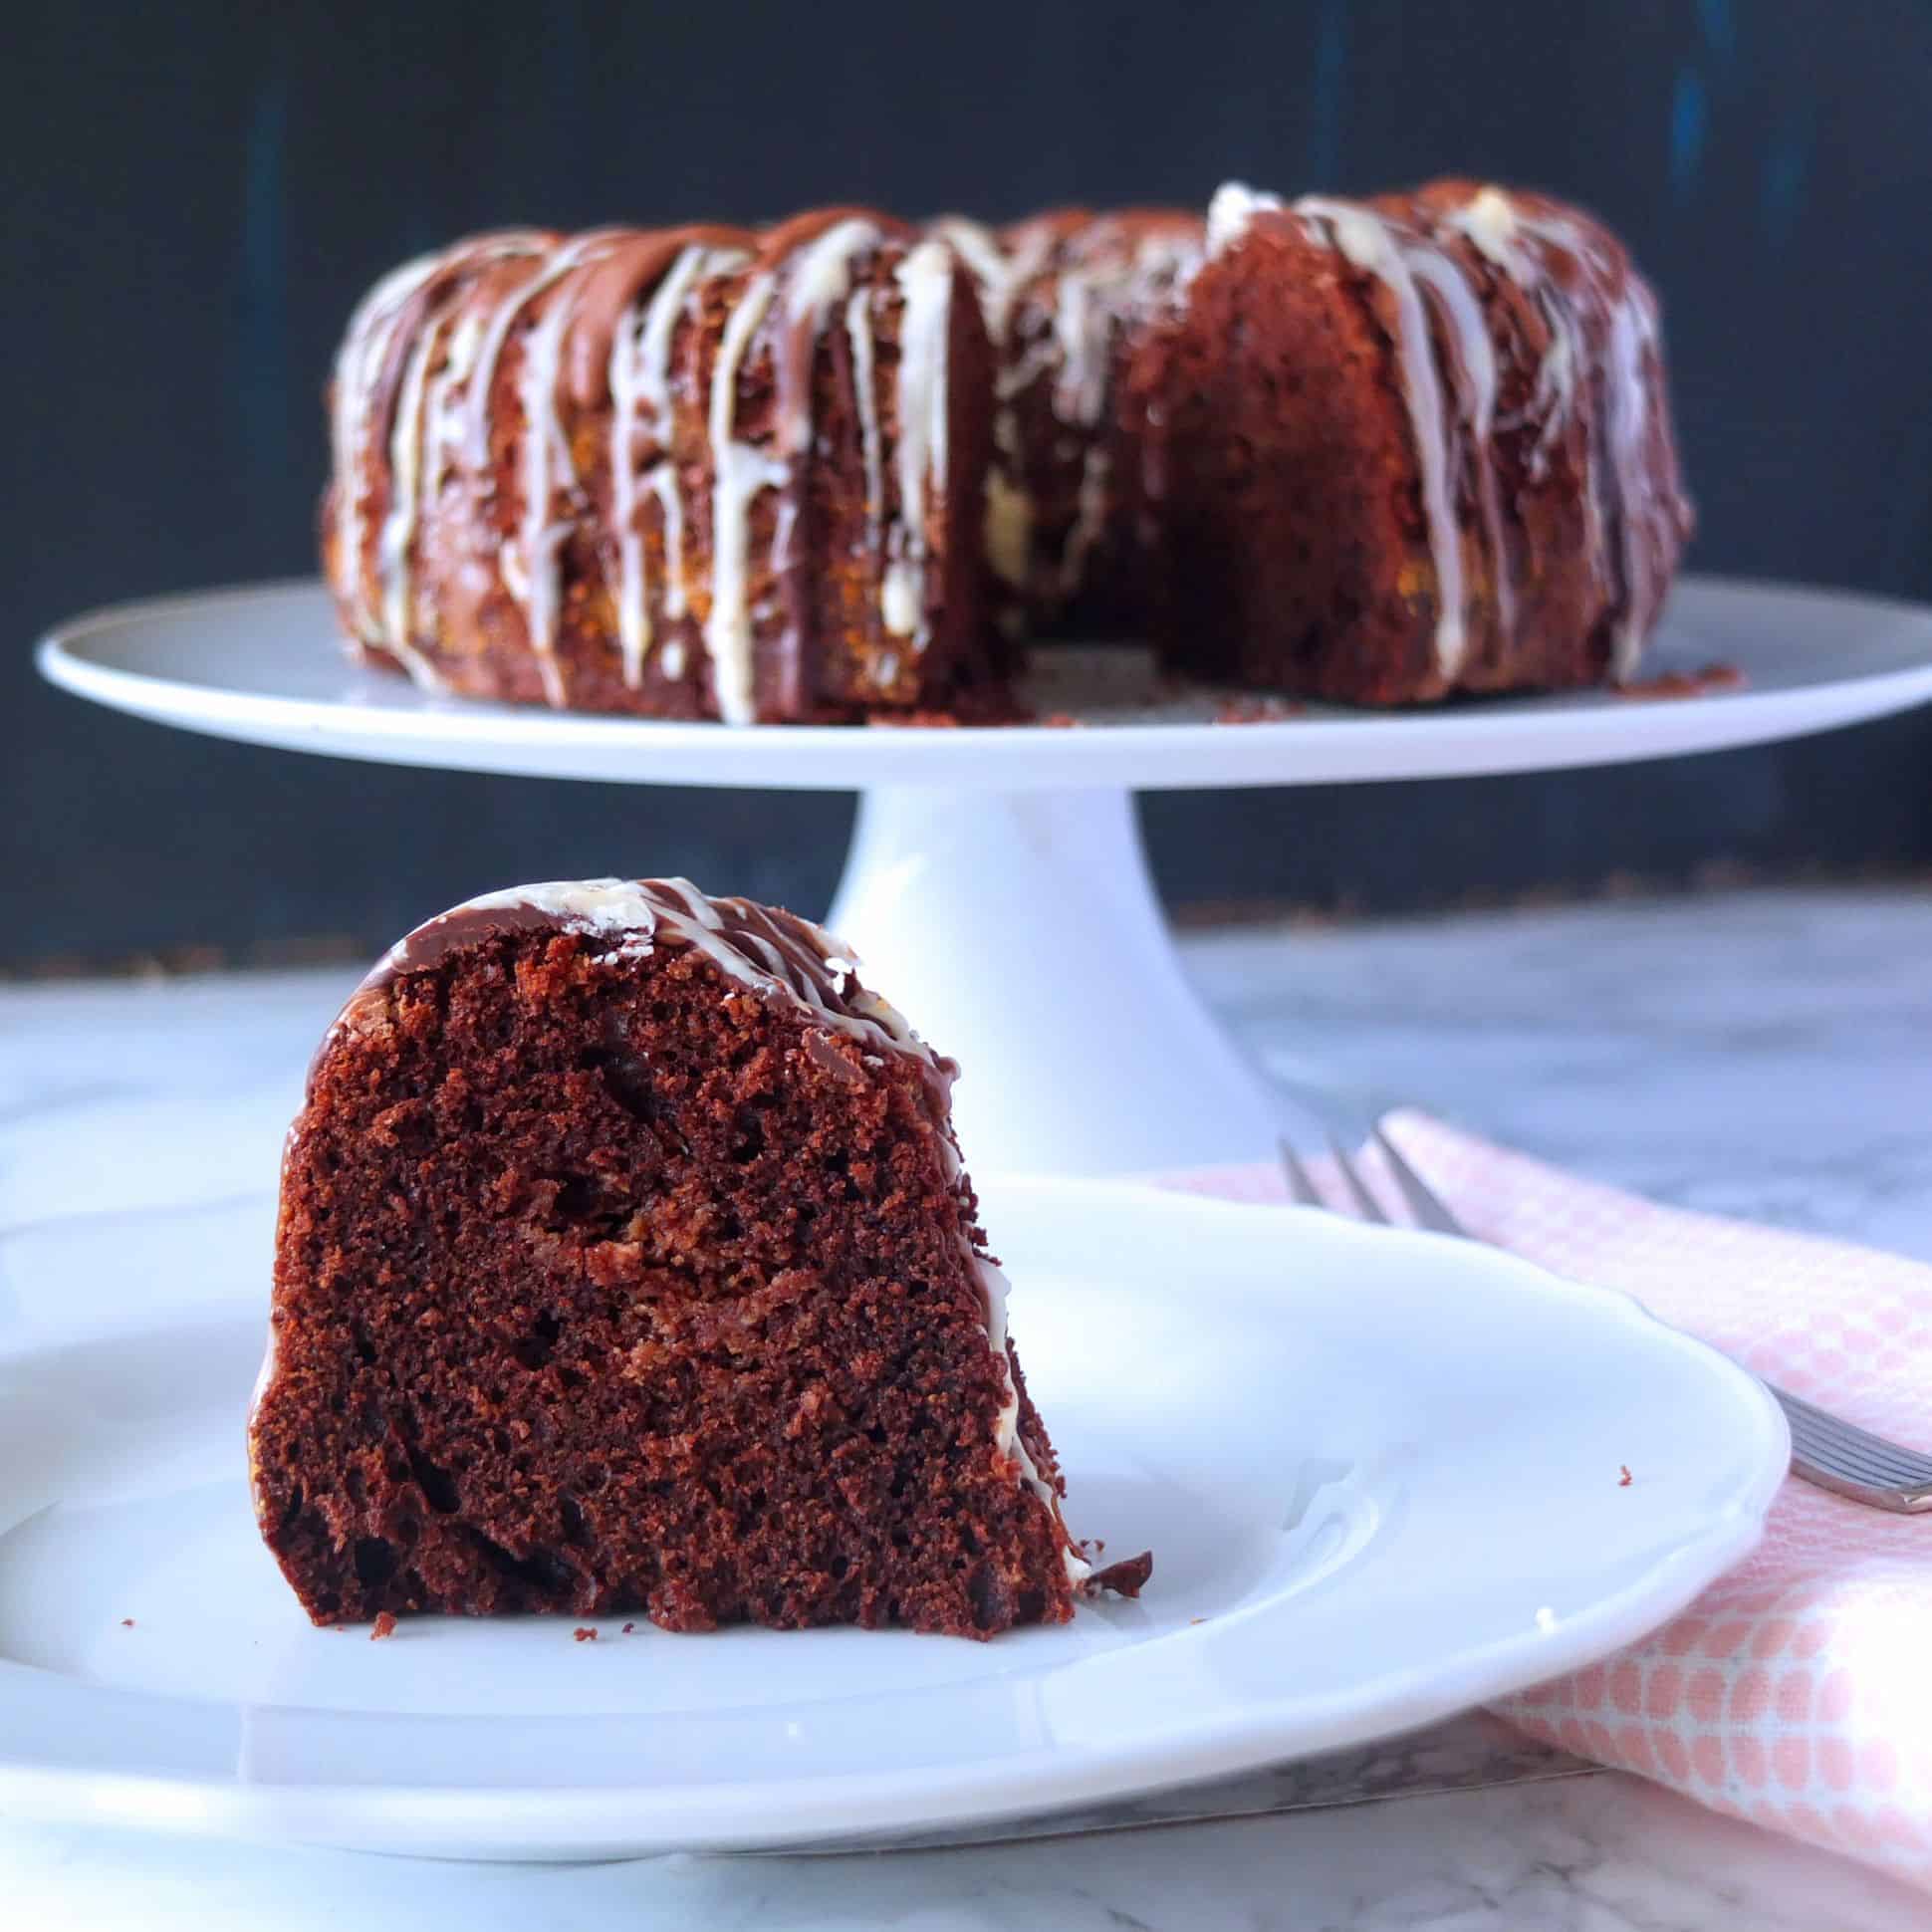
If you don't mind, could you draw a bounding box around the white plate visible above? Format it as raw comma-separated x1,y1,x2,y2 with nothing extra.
36,575,1932,790
0,1177,1785,1861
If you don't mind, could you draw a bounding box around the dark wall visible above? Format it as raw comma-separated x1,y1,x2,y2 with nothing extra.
10,1,1932,967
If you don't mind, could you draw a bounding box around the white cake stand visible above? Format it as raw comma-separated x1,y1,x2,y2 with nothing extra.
39,575,1932,1172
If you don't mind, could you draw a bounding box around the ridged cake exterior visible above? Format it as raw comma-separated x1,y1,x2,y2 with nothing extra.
323,213,999,722
322,180,1692,717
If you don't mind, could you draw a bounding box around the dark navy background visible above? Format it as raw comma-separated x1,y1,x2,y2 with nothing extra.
9,1,1931,967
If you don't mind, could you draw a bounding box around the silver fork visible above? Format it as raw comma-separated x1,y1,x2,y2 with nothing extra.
1281,1125,1932,1515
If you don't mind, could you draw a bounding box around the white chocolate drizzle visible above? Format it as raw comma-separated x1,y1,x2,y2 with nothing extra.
702,273,787,724
332,247,448,645
330,233,546,671
1205,181,1284,255
608,242,746,686
1441,187,1674,678
1293,195,1470,680
1204,179,1681,685
929,218,1055,594
882,241,954,648
374,307,447,657
508,233,628,706
775,218,882,456
938,215,1201,612
845,285,885,564
1404,242,1515,644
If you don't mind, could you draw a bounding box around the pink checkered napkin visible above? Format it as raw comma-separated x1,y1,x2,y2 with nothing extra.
1166,1112,1932,1891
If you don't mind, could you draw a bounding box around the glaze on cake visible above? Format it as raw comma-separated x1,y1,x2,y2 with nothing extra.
323,180,1691,716
248,877,1148,1635
324,214,1000,722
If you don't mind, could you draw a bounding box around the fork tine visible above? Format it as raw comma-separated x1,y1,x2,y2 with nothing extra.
1787,1415,1911,1484
1277,1137,1324,1209
1326,1131,1389,1224
1371,1121,1468,1238
1777,1388,1932,1485
1770,1384,1932,1512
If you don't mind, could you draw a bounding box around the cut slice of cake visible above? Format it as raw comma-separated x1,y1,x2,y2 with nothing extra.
248,877,1147,1637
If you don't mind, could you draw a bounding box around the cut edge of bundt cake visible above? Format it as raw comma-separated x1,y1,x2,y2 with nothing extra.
248,876,1149,1638
1137,180,1693,705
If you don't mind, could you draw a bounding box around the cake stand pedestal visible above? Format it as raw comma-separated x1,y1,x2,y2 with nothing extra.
39,576,1932,1172
827,785,1275,1170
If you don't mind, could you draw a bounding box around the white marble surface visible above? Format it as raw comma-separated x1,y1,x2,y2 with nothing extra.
3,883,1930,1928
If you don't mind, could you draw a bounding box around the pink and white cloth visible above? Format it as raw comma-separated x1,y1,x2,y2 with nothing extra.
1170,1113,1932,1890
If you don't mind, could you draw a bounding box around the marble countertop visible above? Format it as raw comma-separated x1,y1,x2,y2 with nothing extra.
4,883,1929,1929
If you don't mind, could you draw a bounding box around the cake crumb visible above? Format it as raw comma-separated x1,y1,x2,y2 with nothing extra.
574,1625,599,1642
370,1611,397,1640
1618,1464,1633,1487
1213,696,1307,724
120,1617,134,1627
1612,662,1746,700
1087,1549,1153,1597
621,1621,636,1634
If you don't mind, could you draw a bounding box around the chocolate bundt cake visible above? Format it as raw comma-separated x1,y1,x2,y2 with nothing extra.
248,878,1146,1636
324,179,1690,718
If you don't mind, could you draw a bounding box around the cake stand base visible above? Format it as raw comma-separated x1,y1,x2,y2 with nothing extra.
827,786,1278,1174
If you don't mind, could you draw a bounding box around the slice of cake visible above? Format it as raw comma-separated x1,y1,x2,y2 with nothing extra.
248,878,1146,1636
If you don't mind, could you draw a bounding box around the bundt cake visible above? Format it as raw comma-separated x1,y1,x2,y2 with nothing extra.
248,876,1147,1636
323,179,1691,719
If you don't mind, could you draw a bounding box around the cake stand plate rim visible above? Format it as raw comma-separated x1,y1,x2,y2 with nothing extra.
36,574,1932,792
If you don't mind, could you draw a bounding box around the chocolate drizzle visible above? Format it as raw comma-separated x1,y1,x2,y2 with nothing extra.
329,877,956,1108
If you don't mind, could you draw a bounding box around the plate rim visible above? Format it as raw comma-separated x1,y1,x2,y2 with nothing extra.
0,1178,1789,1858
35,573,1932,793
